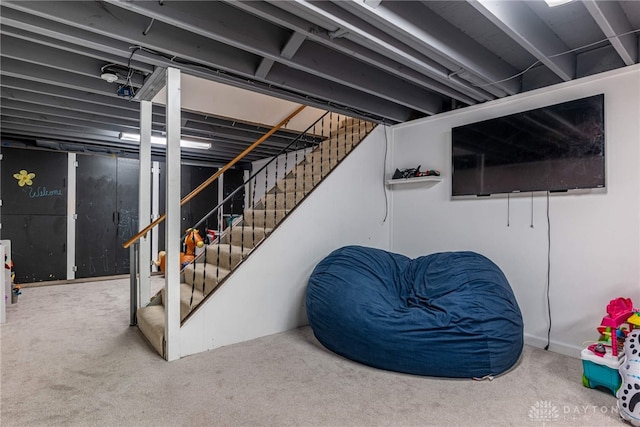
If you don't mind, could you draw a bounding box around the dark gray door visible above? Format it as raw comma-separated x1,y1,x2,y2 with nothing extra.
75,154,118,277
75,155,139,278
0,147,68,283
115,158,139,274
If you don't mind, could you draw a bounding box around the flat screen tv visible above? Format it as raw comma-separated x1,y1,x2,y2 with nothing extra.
451,94,605,197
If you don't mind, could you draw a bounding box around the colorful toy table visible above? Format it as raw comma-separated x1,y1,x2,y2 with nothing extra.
581,345,623,395
582,298,637,395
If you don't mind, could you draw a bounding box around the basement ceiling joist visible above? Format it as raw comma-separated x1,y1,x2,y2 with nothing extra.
0,0,638,165
583,0,639,65
469,1,576,82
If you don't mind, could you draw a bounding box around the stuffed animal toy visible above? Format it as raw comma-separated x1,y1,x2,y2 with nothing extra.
154,228,205,273
183,228,204,257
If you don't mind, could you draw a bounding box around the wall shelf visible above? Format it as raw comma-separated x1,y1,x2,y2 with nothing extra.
386,176,443,186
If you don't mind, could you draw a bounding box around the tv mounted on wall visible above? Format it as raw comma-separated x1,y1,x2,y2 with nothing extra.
451,94,605,197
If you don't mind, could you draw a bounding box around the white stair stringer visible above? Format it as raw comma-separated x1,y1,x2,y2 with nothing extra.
136,119,377,359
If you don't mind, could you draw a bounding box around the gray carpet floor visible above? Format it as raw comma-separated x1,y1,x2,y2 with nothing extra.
0,277,628,426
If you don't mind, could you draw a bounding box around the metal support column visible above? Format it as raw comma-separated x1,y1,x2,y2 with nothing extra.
164,67,181,361
138,100,152,306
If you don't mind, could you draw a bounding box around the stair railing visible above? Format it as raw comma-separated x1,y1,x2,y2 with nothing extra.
184,112,330,238
178,111,330,313
126,105,306,324
123,105,306,250
179,113,376,322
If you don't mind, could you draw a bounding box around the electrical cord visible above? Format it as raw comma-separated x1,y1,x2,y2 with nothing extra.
124,46,143,98
472,28,640,88
381,125,389,223
530,192,534,228
125,27,640,106
545,191,551,351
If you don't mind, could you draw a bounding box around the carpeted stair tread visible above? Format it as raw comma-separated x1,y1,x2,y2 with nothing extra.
179,283,204,320
203,243,252,270
183,263,230,295
318,131,367,148
303,133,364,166
259,192,306,210
334,121,375,135
242,209,289,228
305,148,350,165
318,137,358,152
276,175,323,192
137,305,165,358
298,160,338,174
161,283,204,321
292,163,333,181
222,226,272,248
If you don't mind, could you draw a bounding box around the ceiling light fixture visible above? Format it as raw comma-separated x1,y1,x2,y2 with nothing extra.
100,72,119,83
119,132,212,150
544,0,574,7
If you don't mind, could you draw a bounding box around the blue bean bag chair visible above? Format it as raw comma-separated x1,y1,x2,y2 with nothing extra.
306,246,524,378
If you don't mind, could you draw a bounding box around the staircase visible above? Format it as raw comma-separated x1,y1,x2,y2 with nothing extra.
136,118,375,358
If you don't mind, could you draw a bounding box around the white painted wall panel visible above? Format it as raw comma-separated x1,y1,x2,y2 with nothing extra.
389,65,640,357
180,66,639,360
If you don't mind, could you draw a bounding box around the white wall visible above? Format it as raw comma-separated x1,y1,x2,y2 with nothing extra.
388,65,640,358
180,126,390,356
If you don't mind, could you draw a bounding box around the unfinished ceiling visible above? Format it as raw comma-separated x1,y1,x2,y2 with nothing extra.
1,0,639,164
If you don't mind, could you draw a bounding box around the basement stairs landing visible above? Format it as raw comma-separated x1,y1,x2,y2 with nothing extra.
136,119,376,358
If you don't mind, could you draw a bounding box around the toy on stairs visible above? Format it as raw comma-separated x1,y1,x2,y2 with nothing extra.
183,228,204,258
154,228,205,273
581,297,637,395
205,228,217,244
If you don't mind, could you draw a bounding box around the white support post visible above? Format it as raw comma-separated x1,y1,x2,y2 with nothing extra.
0,243,5,324
66,153,76,280
138,100,152,306
164,67,181,361
151,161,160,273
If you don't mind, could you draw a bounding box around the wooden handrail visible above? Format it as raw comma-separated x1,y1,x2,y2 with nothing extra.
123,104,306,249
